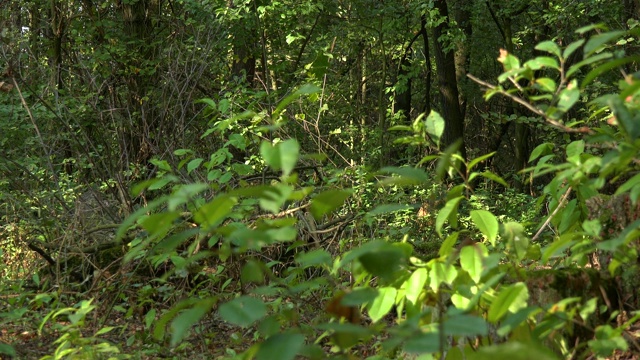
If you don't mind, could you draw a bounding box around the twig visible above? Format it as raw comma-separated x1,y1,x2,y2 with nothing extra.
467,74,594,135
532,185,572,241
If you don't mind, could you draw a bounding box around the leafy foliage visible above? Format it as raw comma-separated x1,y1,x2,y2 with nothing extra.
1,0,639,358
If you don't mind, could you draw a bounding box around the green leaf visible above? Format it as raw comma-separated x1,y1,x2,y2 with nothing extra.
153,227,199,255
479,171,508,187
241,259,265,284
468,152,495,173
174,148,193,156
563,39,585,59
380,166,430,185
403,331,440,354
318,322,373,350
535,41,561,58
170,298,215,347
144,309,156,330
439,232,459,257
460,246,483,283
260,139,300,177
436,139,463,180
615,172,640,196
150,158,172,172
218,296,268,327
367,204,414,216
148,175,178,191
582,219,602,238
358,246,407,280
566,140,585,158
436,196,464,236
503,222,530,261
470,210,498,247
583,55,640,87
426,110,445,145
258,184,294,214
388,125,413,132
186,158,203,174
0,343,16,357
567,52,613,79
535,78,557,93
468,341,560,360
444,314,489,336
305,52,330,80
256,333,305,360
542,233,580,263
139,211,180,239
296,249,332,268
404,268,428,305
168,183,209,210
498,51,521,71
488,283,529,323
589,325,628,356
193,195,238,230
342,288,378,306
368,287,397,323
153,298,200,341
557,81,580,112
524,57,559,70
429,262,457,290
194,98,216,109
583,31,625,57
273,84,321,118
608,96,640,140
310,189,352,220
558,199,579,233
528,143,554,163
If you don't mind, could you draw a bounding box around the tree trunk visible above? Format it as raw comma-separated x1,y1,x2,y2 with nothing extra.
432,0,466,160
120,0,160,167
452,0,472,121
420,14,432,115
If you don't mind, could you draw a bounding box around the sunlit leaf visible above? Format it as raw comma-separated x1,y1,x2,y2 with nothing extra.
404,268,428,305
260,139,300,177
557,81,580,112
460,246,483,283
488,283,529,323
426,110,445,146
535,41,561,58
368,287,397,323
436,196,464,236
470,210,498,246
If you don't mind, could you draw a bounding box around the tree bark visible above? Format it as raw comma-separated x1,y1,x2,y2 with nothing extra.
432,0,466,160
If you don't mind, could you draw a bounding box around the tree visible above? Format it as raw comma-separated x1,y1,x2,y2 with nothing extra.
432,0,466,160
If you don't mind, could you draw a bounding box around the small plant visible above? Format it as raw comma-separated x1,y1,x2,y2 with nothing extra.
39,299,124,360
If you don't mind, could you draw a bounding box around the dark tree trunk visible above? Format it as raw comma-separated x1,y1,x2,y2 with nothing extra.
420,14,432,115
394,48,412,119
432,0,466,160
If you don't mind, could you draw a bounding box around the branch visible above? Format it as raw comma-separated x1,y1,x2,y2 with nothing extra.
467,74,594,135
532,185,572,242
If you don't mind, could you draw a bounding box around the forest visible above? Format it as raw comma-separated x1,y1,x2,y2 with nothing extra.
1,0,640,358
